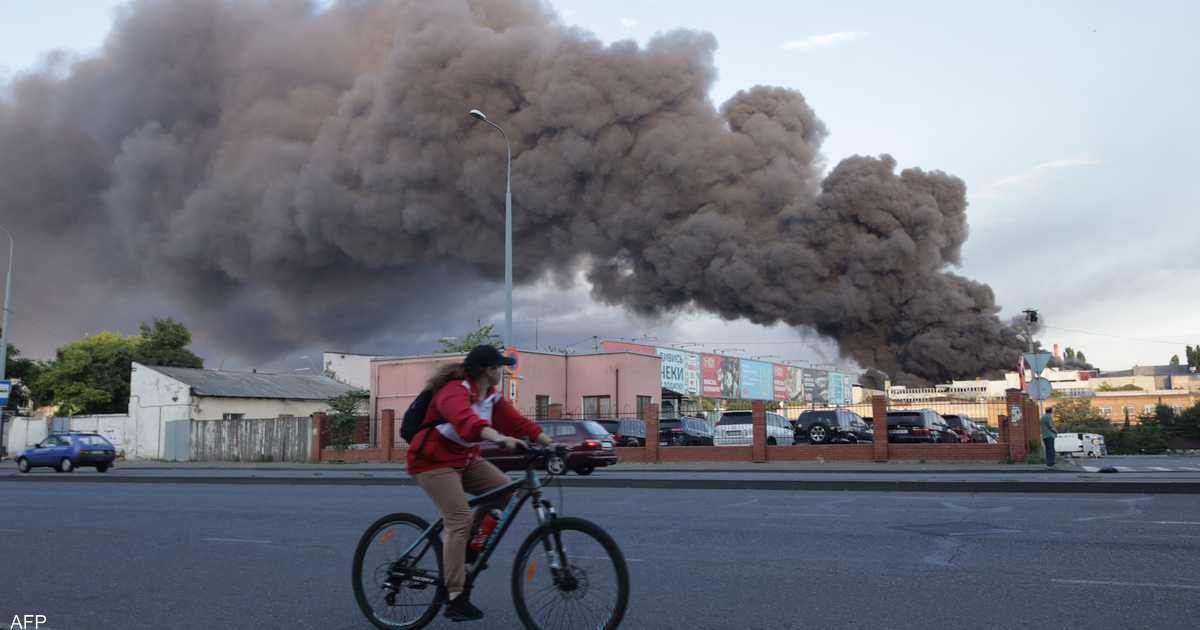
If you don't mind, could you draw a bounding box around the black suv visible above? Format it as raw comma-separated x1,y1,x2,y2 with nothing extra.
794,409,874,444
886,409,956,443
593,418,647,447
658,416,714,446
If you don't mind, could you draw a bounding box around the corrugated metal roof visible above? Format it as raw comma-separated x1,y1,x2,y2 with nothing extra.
147,365,357,400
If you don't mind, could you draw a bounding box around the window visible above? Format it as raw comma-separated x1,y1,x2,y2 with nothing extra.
222,413,245,421
636,395,652,419
1143,405,1157,415
554,424,578,438
582,395,612,418
1122,405,1135,417
535,395,551,420
1099,407,1112,417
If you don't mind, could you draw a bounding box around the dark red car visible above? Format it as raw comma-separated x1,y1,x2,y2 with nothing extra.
481,420,618,476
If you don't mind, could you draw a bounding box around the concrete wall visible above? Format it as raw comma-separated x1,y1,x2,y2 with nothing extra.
129,362,193,460
191,396,332,422
323,352,374,390
60,414,135,457
372,354,464,445
5,417,48,454
565,353,659,417
510,351,568,416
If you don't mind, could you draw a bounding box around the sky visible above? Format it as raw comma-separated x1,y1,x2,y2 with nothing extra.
0,0,1196,374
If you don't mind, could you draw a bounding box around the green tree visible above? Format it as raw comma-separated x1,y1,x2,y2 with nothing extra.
1170,354,1181,366
33,332,139,415
325,389,368,450
1187,345,1200,370
134,318,203,368
4,344,45,411
1051,398,1108,431
437,322,503,353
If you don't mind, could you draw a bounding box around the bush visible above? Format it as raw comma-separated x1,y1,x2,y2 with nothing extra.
326,389,368,450
1026,439,1045,464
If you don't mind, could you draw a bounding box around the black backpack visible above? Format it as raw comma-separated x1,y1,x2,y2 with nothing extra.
400,389,444,444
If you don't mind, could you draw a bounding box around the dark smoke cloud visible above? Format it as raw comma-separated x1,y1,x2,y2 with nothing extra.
0,0,1021,384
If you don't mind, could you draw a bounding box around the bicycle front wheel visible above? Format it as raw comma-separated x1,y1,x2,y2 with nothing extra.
511,516,630,630
352,512,444,630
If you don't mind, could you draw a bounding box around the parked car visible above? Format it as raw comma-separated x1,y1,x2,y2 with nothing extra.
713,411,795,446
794,409,875,444
942,414,992,443
16,433,116,473
658,416,714,446
593,418,647,447
886,410,957,443
1055,432,1106,457
481,420,617,475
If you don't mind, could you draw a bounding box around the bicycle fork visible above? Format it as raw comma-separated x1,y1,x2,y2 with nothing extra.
532,494,577,590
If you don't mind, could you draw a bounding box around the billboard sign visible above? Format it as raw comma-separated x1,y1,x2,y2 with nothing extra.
656,348,689,394
701,354,724,397
718,356,741,398
773,365,789,401
739,361,773,400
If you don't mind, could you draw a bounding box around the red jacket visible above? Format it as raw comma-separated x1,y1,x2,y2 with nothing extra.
406,378,544,475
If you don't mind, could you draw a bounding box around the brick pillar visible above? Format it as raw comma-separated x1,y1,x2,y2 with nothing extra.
871,395,889,462
310,412,327,463
1004,389,1027,462
380,409,395,460
548,404,563,419
644,403,660,464
752,400,767,463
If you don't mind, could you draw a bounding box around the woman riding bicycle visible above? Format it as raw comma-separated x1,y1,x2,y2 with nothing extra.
407,344,554,622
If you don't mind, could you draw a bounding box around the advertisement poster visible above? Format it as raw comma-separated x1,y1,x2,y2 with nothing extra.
773,365,789,400
683,352,701,397
828,372,844,406
787,367,805,402
601,340,657,354
656,348,688,394
718,356,741,398
701,353,724,397
740,361,773,400
801,369,827,404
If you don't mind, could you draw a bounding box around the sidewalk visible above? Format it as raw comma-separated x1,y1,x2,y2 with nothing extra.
4,457,1200,493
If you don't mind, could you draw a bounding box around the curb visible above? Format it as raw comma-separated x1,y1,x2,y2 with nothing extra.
3,475,1198,494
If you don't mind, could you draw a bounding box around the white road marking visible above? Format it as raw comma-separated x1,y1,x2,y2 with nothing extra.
1148,467,1172,471
570,555,643,562
1052,579,1200,590
1115,466,1136,472
201,537,272,544
1179,467,1200,472
1151,521,1200,526
1081,466,1100,472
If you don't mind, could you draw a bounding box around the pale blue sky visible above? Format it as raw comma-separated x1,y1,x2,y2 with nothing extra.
1,0,1196,370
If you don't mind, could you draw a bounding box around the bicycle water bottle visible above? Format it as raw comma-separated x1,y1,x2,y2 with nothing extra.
470,510,503,551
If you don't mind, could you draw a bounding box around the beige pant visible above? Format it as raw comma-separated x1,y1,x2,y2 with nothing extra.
413,459,512,594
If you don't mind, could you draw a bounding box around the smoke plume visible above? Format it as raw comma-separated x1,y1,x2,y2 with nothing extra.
0,0,1021,383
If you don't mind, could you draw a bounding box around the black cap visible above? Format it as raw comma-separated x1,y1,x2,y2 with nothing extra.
463,344,516,370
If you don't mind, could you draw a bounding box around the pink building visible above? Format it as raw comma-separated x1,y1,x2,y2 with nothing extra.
370,351,661,443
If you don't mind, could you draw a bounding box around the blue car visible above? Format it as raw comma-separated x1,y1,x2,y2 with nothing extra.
17,433,116,473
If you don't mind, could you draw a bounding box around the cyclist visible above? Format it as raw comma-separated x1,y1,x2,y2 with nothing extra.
407,344,555,622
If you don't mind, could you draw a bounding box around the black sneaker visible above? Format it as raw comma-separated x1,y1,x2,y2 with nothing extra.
444,595,484,622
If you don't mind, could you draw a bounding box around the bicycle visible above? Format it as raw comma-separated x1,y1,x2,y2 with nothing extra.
352,443,630,629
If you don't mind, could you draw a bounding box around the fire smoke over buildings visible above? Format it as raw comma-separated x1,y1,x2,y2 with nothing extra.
0,0,1021,383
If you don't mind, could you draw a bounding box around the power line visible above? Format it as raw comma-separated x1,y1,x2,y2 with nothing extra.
1042,325,1192,347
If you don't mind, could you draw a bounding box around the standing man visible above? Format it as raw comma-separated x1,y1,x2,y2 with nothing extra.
1041,406,1057,467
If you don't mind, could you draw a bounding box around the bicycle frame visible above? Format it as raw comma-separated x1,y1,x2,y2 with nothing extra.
394,460,563,591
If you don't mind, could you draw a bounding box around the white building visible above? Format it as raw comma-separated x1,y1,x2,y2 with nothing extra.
129,362,356,460
322,351,377,390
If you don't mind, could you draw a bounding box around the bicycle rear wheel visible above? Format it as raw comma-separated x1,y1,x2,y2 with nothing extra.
511,516,630,630
352,512,444,630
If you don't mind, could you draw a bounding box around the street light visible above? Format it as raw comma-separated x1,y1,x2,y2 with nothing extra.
468,108,513,350
0,225,12,381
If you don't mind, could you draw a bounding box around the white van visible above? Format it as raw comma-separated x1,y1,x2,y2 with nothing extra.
1055,432,1105,458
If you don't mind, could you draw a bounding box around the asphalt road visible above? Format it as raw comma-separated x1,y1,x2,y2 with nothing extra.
3,482,1199,630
